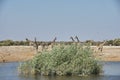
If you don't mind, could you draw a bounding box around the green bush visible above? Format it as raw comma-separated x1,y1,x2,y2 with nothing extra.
113,38,120,46
0,40,14,46
18,44,102,76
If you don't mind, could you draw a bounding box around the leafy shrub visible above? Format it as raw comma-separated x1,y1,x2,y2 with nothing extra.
113,38,120,46
19,44,102,76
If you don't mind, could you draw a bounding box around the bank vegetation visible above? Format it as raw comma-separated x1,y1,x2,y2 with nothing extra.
19,44,102,76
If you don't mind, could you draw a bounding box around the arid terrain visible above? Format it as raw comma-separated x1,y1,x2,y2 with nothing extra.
0,46,35,62
92,46,120,61
0,46,120,62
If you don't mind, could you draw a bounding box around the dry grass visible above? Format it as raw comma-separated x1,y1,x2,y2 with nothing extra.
92,46,120,61
0,46,120,62
0,46,35,62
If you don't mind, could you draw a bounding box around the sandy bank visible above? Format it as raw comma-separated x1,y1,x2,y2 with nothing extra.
0,46,35,62
0,46,120,62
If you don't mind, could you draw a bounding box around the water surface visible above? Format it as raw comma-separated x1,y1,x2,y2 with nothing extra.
0,62,120,80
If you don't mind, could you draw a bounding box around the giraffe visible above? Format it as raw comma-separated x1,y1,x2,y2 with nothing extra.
97,40,106,52
53,37,57,43
26,38,34,46
74,36,81,46
70,36,75,42
70,36,76,45
26,38,38,53
40,37,57,51
50,37,57,49
74,36,80,43
40,42,46,52
34,37,39,53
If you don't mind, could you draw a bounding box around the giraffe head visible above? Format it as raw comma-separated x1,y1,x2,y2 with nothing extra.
103,40,107,45
26,38,29,41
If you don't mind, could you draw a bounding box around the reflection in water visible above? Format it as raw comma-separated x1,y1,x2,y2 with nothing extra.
0,62,120,80
103,62,120,76
0,62,19,80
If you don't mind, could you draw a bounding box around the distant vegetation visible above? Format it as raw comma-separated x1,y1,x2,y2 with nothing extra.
18,44,102,76
0,40,28,46
0,38,120,46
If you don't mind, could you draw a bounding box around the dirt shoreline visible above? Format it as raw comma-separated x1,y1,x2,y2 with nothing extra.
0,46,120,62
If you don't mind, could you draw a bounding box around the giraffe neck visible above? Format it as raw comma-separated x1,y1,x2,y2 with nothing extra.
76,38,79,42
75,37,80,42
70,37,75,42
53,38,56,42
99,41,106,47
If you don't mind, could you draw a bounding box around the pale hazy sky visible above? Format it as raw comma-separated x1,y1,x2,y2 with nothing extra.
0,0,120,41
